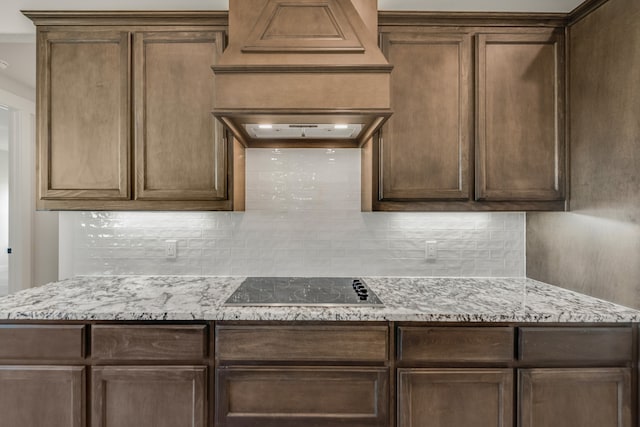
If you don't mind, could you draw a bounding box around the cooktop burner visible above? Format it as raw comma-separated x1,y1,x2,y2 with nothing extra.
224,277,383,307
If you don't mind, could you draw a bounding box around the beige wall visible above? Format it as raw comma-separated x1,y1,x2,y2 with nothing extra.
527,0,640,308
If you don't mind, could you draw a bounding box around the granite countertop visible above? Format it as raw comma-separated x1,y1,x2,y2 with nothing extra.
0,276,638,323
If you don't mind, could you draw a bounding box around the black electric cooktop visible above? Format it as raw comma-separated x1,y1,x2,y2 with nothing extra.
224,277,383,307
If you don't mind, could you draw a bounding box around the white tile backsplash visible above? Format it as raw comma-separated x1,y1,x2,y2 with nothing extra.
59,149,525,278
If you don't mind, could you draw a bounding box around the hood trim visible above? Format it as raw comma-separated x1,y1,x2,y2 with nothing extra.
212,64,393,74
214,109,390,148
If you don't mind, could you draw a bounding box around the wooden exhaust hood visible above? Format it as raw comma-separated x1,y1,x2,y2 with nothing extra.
212,0,393,148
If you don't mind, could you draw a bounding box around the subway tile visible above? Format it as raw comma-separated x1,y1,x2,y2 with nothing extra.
60,150,525,278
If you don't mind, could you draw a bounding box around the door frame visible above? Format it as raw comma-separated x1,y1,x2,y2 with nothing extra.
0,87,35,293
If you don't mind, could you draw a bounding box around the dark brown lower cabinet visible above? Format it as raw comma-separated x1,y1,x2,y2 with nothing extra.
518,368,632,427
0,366,85,427
216,366,389,427
398,368,513,427
91,366,207,427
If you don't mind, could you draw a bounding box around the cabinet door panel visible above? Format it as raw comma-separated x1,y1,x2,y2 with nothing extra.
476,31,565,201
379,32,472,201
216,367,388,427
91,366,206,427
0,366,85,427
38,31,130,200
398,368,513,427
134,31,227,201
519,368,631,427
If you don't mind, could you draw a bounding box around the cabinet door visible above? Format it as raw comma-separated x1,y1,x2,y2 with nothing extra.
518,368,631,427
476,31,565,201
91,366,207,427
216,367,388,427
398,368,513,427
134,31,227,201
37,30,130,201
379,32,472,201
0,366,85,427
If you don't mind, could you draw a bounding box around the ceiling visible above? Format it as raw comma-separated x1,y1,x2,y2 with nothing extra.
0,0,587,91
0,41,35,91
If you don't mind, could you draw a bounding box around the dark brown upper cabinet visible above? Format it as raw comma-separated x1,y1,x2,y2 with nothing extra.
371,27,566,212
133,31,227,203
476,31,565,202
378,32,472,202
32,19,233,211
37,30,131,203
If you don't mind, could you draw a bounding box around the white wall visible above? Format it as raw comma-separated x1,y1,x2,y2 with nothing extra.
59,149,525,279
0,74,33,103
0,150,8,293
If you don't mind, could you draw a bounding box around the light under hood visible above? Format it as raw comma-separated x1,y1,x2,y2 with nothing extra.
212,0,393,148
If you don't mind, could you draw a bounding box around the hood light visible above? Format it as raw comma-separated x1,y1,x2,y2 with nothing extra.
245,123,363,140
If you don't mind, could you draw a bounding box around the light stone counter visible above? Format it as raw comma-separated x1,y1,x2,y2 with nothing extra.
0,276,638,322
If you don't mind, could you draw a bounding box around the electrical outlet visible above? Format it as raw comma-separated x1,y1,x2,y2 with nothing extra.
425,240,437,261
165,240,177,259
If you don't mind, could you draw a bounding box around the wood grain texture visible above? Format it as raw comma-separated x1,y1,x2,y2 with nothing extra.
518,327,633,364
134,31,227,201
398,368,513,427
23,11,229,27
91,366,207,427
231,138,245,211
379,31,472,201
526,0,640,309
0,366,85,427
216,325,388,362
91,325,207,361
0,324,85,360
378,11,567,27
242,0,365,53
398,327,514,364
476,30,565,202
519,368,631,427
37,197,233,211
567,0,611,25
38,30,130,201
372,199,566,212
216,366,388,427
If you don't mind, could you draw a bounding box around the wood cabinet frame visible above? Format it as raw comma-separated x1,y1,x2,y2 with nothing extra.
378,31,473,202
37,30,131,201
133,30,228,202
370,26,567,212
30,17,235,211
0,320,637,427
476,31,566,202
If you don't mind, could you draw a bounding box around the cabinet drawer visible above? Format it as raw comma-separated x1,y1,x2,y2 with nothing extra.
216,325,388,362
518,327,632,364
216,367,388,427
398,327,514,363
0,325,85,360
91,325,207,361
